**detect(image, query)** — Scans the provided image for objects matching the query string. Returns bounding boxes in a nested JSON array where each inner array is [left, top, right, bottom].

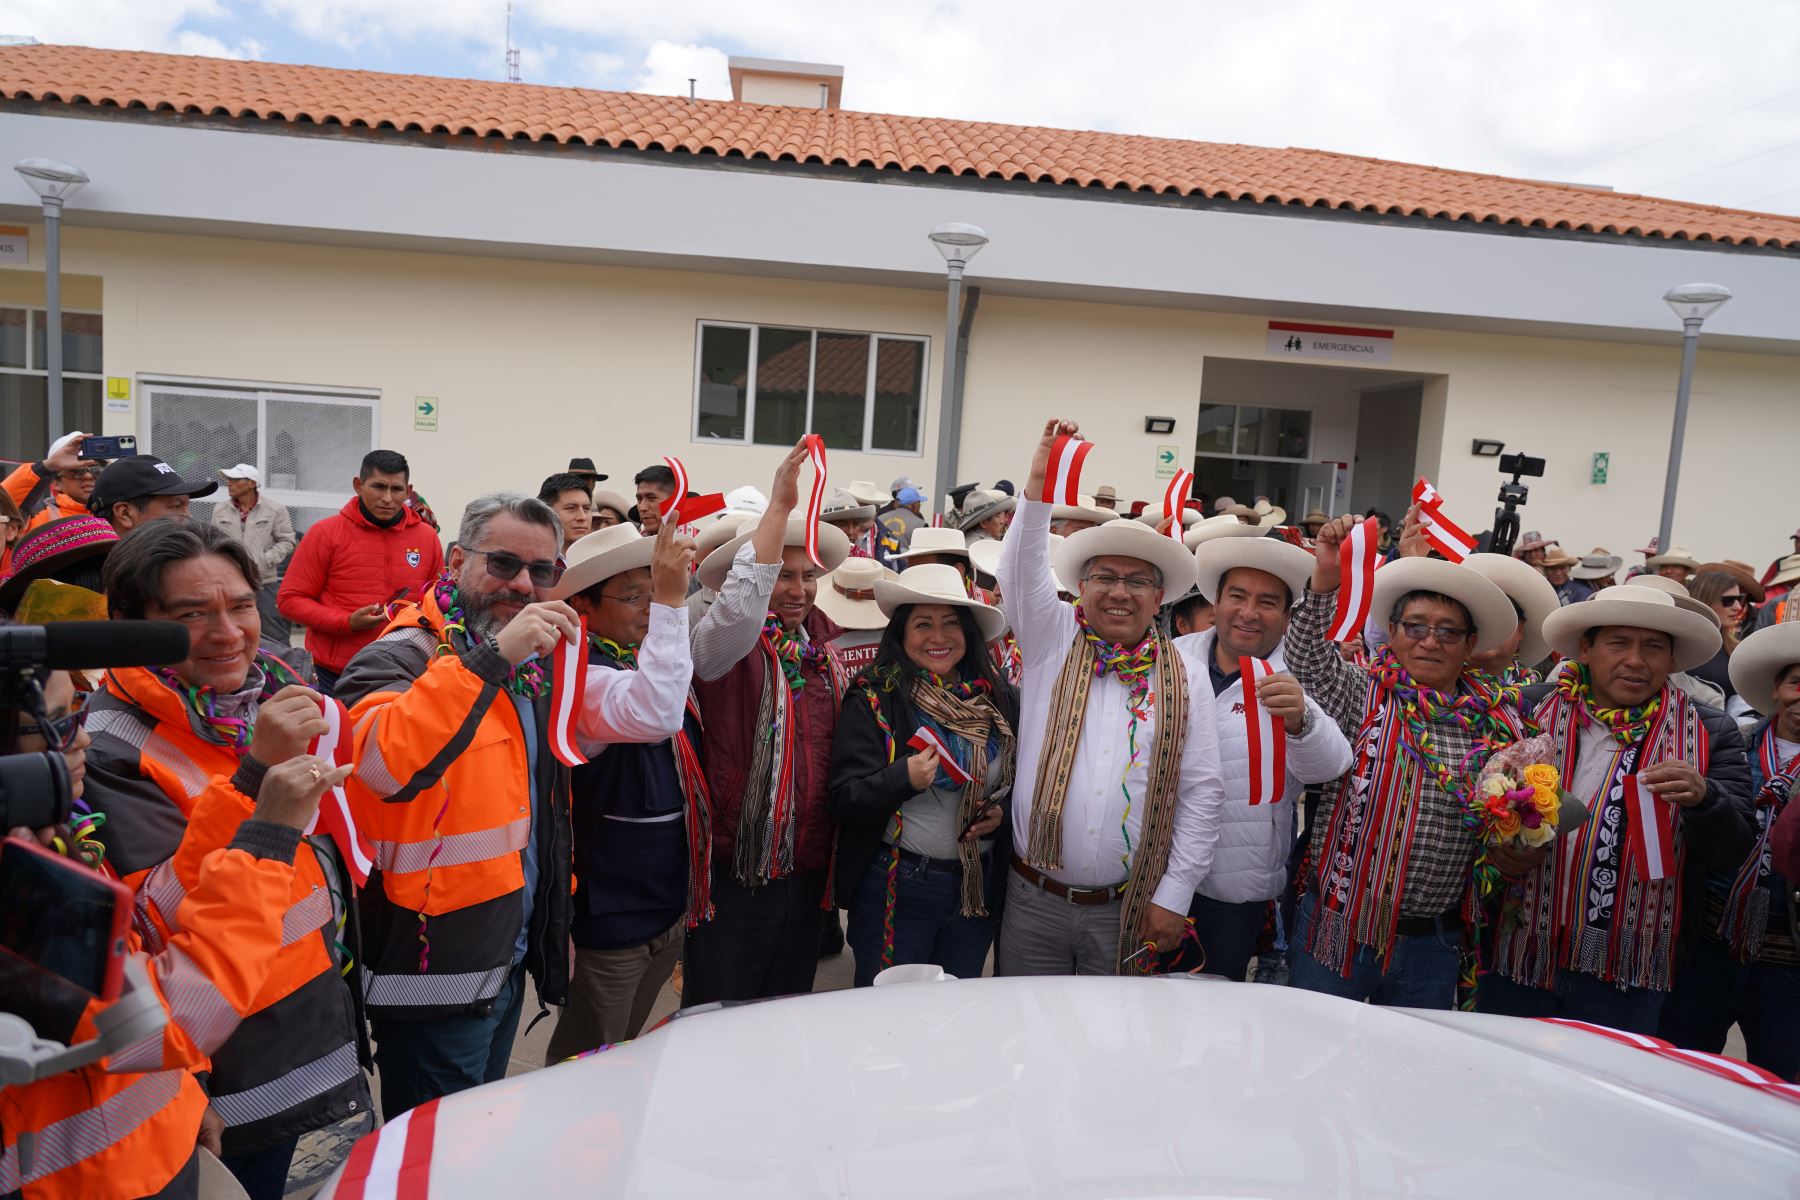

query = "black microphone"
[[0, 622, 191, 672]]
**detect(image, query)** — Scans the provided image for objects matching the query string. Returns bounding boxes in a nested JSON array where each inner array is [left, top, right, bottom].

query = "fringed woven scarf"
[[1307, 647, 1527, 981], [1718, 727, 1799, 962], [734, 615, 845, 887], [593, 636, 716, 927], [1497, 670, 1705, 991], [1024, 610, 1189, 970]]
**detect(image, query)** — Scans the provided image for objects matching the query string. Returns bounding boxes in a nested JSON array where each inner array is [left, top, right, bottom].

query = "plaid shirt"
[[1284, 586, 1515, 918]]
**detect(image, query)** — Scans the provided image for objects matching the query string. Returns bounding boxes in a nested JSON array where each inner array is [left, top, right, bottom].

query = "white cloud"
[[0, 0, 227, 52], [631, 41, 729, 100]]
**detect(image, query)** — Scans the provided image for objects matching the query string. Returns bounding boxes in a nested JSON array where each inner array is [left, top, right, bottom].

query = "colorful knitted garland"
[[152, 654, 304, 752], [1555, 664, 1662, 746], [432, 575, 547, 698], [762, 613, 828, 693]]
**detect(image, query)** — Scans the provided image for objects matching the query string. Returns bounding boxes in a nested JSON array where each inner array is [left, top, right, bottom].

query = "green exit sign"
[[1591, 452, 1609, 485]]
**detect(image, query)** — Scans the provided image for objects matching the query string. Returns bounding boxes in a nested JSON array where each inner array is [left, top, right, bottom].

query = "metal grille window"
[[693, 322, 928, 454], [142, 379, 377, 533], [0, 307, 104, 464]]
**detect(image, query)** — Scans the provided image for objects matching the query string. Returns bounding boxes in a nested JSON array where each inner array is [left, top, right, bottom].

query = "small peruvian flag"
[[802, 434, 829, 569], [1162, 469, 1194, 540], [1623, 774, 1676, 881], [547, 620, 591, 769], [1039, 434, 1094, 506], [1326, 515, 1380, 643], [304, 696, 375, 886], [659, 457, 689, 522], [907, 726, 971, 785], [1240, 657, 1287, 805], [1411, 477, 1476, 562]]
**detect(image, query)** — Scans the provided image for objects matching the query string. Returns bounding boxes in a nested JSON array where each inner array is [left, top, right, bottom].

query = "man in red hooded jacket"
[[278, 450, 441, 695]]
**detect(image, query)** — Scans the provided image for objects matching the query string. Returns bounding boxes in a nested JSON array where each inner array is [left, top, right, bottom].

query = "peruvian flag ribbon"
[[1411, 477, 1476, 562], [1326, 515, 1380, 643], [332, 1096, 438, 1200], [1162, 469, 1194, 540], [907, 726, 971, 786], [1240, 657, 1287, 805], [673, 492, 725, 526], [659, 456, 689, 522], [1039, 434, 1094, 506], [547, 619, 591, 769], [304, 696, 374, 886], [1623, 774, 1677, 881], [802, 433, 829, 568]]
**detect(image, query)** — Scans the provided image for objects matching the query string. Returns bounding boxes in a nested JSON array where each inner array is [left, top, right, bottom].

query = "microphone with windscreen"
[[0, 621, 190, 673]]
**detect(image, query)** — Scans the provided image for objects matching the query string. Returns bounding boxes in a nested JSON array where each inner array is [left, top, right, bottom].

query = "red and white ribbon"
[[659, 456, 689, 522], [1240, 657, 1287, 805], [1539, 1019, 1800, 1104], [932, 512, 944, 528], [304, 695, 374, 886], [907, 726, 970, 785], [802, 433, 829, 569], [1411, 477, 1476, 562], [673, 492, 725, 526], [332, 1096, 439, 1200], [1326, 515, 1380, 643], [1162, 469, 1193, 540], [1040, 434, 1094, 506], [1623, 774, 1676, 881], [547, 619, 591, 769]]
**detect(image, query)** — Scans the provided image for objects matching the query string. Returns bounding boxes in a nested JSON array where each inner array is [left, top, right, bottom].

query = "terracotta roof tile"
[[5, 43, 1798, 251]]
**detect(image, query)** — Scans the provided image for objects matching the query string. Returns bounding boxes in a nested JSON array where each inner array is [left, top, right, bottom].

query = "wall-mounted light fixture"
[[1471, 438, 1505, 457], [1144, 416, 1176, 435]]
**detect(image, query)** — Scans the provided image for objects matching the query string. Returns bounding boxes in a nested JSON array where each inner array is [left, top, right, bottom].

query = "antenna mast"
[[505, 2, 521, 83]]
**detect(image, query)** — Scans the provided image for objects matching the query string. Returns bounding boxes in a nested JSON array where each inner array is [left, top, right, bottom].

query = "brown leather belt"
[[1011, 857, 1124, 906]]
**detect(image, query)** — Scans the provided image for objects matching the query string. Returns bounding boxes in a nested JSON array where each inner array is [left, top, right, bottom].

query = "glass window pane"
[[63, 377, 102, 441], [150, 389, 259, 482], [266, 398, 372, 494], [0, 309, 25, 369], [752, 327, 810, 447], [811, 332, 869, 451], [31, 311, 103, 375], [870, 339, 924, 453], [1237, 406, 1311, 459], [696, 325, 751, 441], [0, 374, 48, 463], [1197, 403, 1234, 455]]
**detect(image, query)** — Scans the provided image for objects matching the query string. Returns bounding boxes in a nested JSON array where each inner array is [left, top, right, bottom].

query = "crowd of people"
[[2, 421, 1798, 1199]]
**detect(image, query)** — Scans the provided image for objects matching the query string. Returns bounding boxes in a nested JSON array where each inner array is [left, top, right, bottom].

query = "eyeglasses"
[[600, 589, 652, 608], [18, 708, 88, 752], [464, 547, 565, 588], [1396, 621, 1470, 646], [1083, 573, 1159, 595], [57, 467, 101, 481], [1720, 594, 1748, 608]]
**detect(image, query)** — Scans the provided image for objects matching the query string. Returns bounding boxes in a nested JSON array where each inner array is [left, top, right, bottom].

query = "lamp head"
[[929, 222, 989, 270], [14, 159, 88, 205], [1663, 283, 1731, 323]]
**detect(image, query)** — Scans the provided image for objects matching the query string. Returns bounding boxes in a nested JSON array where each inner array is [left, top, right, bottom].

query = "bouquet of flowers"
[[1476, 734, 1583, 850]]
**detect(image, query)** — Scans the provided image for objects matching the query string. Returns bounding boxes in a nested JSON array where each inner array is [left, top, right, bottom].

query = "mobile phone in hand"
[[76, 434, 136, 460], [959, 798, 1002, 840]]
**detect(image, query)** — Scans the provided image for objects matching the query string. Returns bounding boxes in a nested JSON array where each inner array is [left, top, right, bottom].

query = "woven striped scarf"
[[1718, 727, 1799, 963]]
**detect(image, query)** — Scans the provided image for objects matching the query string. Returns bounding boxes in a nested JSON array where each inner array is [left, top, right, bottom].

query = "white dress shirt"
[[997, 498, 1225, 912], [691, 543, 781, 682], [575, 601, 693, 752]]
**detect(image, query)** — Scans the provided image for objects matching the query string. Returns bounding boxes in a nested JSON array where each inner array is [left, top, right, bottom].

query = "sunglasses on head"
[[465, 547, 565, 588]]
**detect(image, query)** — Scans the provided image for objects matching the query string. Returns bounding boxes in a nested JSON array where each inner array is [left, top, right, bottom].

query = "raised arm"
[[997, 419, 1080, 659], [578, 519, 696, 747], [691, 441, 807, 680], [1282, 514, 1372, 736]]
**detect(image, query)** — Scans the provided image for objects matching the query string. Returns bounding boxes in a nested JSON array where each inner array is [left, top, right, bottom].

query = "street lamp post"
[[1656, 283, 1731, 552], [928, 223, 988, 523], [14, 159, 89, 441]]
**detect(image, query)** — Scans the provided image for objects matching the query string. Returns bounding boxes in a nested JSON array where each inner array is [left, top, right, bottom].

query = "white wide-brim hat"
[[696, 516, 850, 591], [843, 479, 889, 507], [1542, 585, 1722, 672], [814, 557, 897, 632], [549, 523, 658, 600], [693, 512, 757, 562], [1461, 552, 1561, 666], [1729, 623, 1800, 718], [1053, 518, 1198, 599], [1050, 503, 1119, 527], [1571, 552, 1622, 581], [1195, 537, 1314, 607], [889, 526, 971, 563], [874, 563, 1009, 641], [1370, 558, 1519, 656], [591, 489, 634, 521], [955, 489, 1015, 531], [1625, 574, 1690, 598], [967, 533, 1067, 582], [1136, 507, 1201, 531], [1184, 514, 1267, 549], [1646, 548, 1701, 572], [1771, 554, 1800, 588]]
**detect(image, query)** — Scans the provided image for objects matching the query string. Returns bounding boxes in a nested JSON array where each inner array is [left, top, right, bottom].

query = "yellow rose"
[[1523, 764, 1560, 791], [1532, 787, 1560, 819], [1521, 822, 1556, 848]]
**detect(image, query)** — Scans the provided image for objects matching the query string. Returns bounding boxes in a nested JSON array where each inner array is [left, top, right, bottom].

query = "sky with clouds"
[[3, 0, 1797, 216]]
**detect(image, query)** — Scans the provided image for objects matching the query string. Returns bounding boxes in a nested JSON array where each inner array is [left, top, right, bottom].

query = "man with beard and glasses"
[[334, 494, 697, 1115]]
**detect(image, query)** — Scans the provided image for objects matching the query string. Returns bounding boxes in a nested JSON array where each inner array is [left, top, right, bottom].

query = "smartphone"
[[387, 586, 411, 604], [0, 837, 132, 1001], [958, 797, 1003, 840], [77, 434, 136, 460]]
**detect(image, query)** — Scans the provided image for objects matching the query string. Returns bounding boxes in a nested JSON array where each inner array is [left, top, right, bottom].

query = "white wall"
[[1349, 384, 1424, 518]]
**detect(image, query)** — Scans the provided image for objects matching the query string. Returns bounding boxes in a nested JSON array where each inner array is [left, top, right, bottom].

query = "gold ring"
[[308, 764, 323, 782]]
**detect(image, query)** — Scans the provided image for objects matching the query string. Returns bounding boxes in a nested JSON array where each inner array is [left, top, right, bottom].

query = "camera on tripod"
[[1489, 452, 1545, 559]]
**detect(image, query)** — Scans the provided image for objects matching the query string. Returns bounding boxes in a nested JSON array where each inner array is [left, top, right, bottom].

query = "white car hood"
[[324, 976, 1800, 1198]]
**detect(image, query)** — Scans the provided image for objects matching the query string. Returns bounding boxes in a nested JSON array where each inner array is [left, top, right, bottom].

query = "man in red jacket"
[[278, 450, 442, 695]]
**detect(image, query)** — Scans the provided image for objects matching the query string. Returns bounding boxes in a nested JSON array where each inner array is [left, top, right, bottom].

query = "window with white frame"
[[142, 378, 379, 533], [1196, 403, 1313, 461], [0, 307, 104, 463], [693, 322, 929, 454]]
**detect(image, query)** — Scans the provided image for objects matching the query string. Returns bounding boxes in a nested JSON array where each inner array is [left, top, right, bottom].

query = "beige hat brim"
[[1195, 537, 1314, 608], [591, 489, 633, 519], [1053, 520, 1198, 599], [1626, 574, 1690, 598], [1370, 558, 1519, 655], [822, 503, 878, 523], [1571, 556, 1622, 580], [1541, 589, 1723, 672], [874, 575, 1010, 641], [696, 517, 851, 591], [1184, 515, 1268, 549], [888, 544, 972, 562], [1645, 554, 1700, 571], [956, 496, 1016, 531], [1771, 560, 1800, 587], [548, 528, 657, 600], [814, 568, 897, 632], [1460, 552, 1562, 665], [1729, 623, 1800, 717], [1050, 504, 1119, 526]]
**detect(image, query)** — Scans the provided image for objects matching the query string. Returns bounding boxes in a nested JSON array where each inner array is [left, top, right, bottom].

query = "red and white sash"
[[1240, 656, 1286, 805], [1411, 477, 1476, 562], [907, 725, 971, 785], [1327, 515, 1380, 642], [1622, 774, 1677, 881], [1162, 469, 1193, 540], [802, 433, 829, 568], [1040, 434, 1094, 505], [305, 695, 375, 886], [547, 621, 591, 769]]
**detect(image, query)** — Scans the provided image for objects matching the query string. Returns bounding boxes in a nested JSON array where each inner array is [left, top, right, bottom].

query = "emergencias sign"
[[1266, 321, 1394, 364]]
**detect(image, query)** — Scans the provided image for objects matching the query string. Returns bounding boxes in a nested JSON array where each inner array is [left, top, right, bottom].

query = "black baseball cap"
[[567, 457, 609, 482], [91, 455, 219, 512]]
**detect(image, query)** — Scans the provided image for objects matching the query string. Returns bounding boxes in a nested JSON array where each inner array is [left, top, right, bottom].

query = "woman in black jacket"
[[828, 564, 1019, 986]]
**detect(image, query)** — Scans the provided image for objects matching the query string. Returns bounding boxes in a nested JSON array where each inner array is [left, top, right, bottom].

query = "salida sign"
[[1267, 321, 1395, 365]]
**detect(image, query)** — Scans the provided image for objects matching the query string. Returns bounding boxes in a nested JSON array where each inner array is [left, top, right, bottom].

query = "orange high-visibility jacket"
[[2, 460, 88, 532], [337, 595, 572, 1018], [0, 819, 298, 1200], [84, 665, 369, 1156]]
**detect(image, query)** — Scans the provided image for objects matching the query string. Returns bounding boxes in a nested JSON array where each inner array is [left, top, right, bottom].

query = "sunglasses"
[[1396, 621, 1470, 646], [1720, 594, 1747, 608], [465, 547, 565, 588], [18, 707, 89, 753]]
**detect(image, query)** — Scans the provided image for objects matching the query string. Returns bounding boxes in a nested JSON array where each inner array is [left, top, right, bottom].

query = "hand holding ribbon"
[[304, 694, 375, 885], [547, 617, 592, 769], [1241, 657, 1288, 805]]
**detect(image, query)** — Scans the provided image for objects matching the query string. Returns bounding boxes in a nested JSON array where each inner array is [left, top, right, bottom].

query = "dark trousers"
[[1288, 893, 1460, 1008], [1659, 936, 1800, 1081], [844, 850, 997, 987], [682, 869, 826, 1006], [1478, 966, 1666, 1035], [1189, 894, 1268, 981], [314, 665, 341, 697], [371, 963, 525, 1117], [219, 1134, 300, 1200]]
